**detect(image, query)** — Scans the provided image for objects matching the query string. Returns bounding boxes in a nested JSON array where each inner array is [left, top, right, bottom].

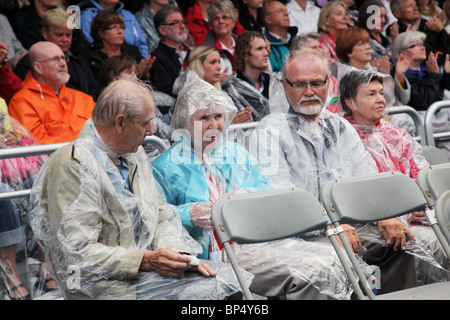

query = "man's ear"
[[33, 61, 43, 75], [158, 24, 167, 38], [115, 114, 126, 131], [392, 9, 401, 19], [41, 27, 48, 41]]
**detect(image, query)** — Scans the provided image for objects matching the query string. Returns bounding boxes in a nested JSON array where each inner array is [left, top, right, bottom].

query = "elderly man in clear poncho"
[[152, 70, 363, 300], [339, 69, 449, 284], [28, 79, 245, 300], [249, 47, 420, 295]]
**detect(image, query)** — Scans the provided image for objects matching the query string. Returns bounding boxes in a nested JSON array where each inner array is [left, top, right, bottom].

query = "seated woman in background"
[[357, 0, 398, 62], [339, 70, 449, 284], [173, 45, 252, 124], [81, 10, 154, 81], [0, 98, 48, 300], [318, 1, 349, 66], [335, 27, 411, 107], [391, 31, 450, 111], [203, 0, 245, 76]]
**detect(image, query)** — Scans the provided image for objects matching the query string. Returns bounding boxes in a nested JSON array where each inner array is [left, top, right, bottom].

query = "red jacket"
[[344, 115, 427, 181], [184, 2, 245, 46], [8, 72, 95, 144], [0, 63, 22, 104]]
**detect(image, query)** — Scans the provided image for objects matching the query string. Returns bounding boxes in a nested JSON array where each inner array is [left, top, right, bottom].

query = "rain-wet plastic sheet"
[[28, 118, 247, 300]]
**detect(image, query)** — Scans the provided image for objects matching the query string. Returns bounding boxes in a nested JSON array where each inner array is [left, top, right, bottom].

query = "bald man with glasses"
[[8, 41, 96, 145]]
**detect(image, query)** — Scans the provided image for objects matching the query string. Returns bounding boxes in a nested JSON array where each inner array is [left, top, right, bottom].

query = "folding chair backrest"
[[320, 172, 450, 300], [435, 190, 450, 244], [421, 146, 450, 165], [321, 171, 427, 225], [212, 187, 329, 244], [417, 163, 450, 208], [211, 187, 329, 300]]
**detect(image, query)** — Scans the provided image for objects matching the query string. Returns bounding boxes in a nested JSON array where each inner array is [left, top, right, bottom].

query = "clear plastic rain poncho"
[[28, 116, 246, 300], [221, 72, 290, 121], [338, 69, 449, 284], [152, 72, 372, 299], [0, 104, 48, 300]]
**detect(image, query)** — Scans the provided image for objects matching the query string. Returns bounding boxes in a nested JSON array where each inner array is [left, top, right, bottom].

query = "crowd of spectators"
[[0, 0, 449, 300]]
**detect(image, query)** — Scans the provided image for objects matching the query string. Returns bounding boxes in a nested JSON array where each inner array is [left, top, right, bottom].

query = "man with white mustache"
[[250, 47, 379, 252], [251, 48, 424, 295], [251, 48, 378, 202], [8, 41, 96, 144]]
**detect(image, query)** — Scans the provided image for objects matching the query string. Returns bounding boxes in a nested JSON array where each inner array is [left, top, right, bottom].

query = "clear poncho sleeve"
[[29, 119, 249, 300]]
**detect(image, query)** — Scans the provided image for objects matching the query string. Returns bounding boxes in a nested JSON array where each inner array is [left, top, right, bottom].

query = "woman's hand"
[[426, 51, 439, 74], [138, 55, 155, 77], [378, 218, 415, 251], [0, 123, 18, 148], [232, 107, 252, 124]]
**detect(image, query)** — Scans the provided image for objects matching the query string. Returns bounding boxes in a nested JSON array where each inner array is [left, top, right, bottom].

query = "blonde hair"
[[42, 7, 70, 30], [318, 1, 348, 32], [188, 45, 222, 90]]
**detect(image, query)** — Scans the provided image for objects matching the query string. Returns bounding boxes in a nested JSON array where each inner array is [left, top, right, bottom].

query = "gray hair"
[[390, 0, 403, 14], [282, 47, 330, 79], [92, 79, 154, 127], [207, 0, 237, 24], [339, 70, 384, 116], [391, 31, 426, 61], [290, 32, 321, 51]]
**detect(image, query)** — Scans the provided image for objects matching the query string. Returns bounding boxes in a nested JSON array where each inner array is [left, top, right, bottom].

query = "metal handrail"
[[0, 136, 168, 201], [424, 101, 450, 147], [387, 105, 426, 145]]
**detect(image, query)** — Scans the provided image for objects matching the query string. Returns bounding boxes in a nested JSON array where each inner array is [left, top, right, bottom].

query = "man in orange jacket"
[[8, 41, 96, 144]]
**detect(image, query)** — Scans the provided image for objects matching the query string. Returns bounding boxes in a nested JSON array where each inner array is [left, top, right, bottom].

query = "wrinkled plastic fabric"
[[355, 224, 449, 284], [343, 118, 428, 182], [221, 72, 290, 120], [249, 108, 380, 200], [152, 75, 365, 299], [28, 118, 245, 300], [0, 114, 46, 188], [171, 71, 237, 133], [233, 238, 375, 300], [0, 112, 49, 300], [338, 71, 449, 283]]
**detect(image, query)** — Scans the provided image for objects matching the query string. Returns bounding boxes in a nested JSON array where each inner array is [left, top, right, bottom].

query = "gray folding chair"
[[435, 190, 450, 245], [321, 171, 450, 300], [421, 146, 450, 165], [211, 187, 346, 300], [417, 163, 450, 257]]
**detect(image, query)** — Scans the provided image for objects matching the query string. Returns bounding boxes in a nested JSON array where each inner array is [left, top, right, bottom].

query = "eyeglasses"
[[37, 55, 69, 64], [404, 42, 424, 50], [163, 20, 188, 27], [212, 15, 233, 23], [105, 25, 126, 31], [285, 76, 328, 91]]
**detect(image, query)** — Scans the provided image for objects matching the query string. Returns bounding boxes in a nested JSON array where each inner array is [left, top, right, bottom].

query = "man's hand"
[[140, 248, 217, 278], [378, 218, 415, 251]]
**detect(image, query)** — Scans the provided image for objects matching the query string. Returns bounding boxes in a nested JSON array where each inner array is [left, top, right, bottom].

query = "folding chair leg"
[[223, 242, 254, 300]]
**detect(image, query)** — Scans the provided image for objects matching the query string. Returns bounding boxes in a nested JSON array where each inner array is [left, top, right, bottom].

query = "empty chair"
[[211, 187, 347, 300], [321, 171, 450, 300], [416, 163, 450, 257], [435, 190, 450, 245], [421, 146, 450, 165]]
